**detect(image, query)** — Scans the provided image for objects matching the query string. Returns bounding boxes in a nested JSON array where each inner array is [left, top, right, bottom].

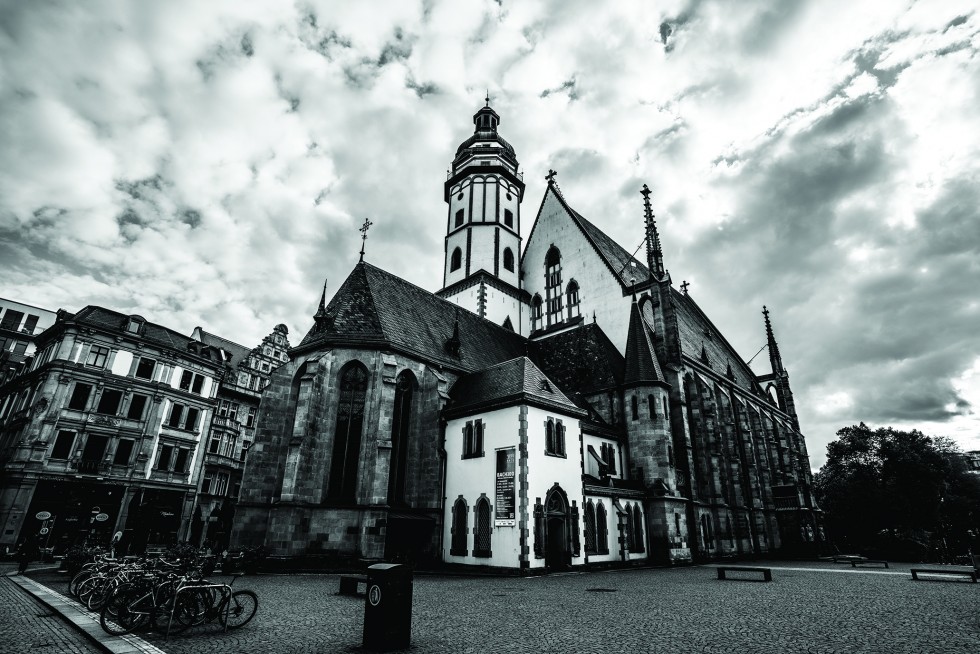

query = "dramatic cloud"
[[1, 0, 978, 468]]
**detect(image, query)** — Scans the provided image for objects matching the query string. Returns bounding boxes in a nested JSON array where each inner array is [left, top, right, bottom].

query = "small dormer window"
[[125, 315, 145, 335]]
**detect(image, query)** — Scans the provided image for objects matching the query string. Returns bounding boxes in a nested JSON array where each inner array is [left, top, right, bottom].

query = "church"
[[231, 101, 822, 571]]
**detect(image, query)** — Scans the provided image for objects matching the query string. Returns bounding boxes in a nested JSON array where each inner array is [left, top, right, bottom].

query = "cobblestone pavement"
[[0, 565, 102, 654], [22, 560, 980, 654]]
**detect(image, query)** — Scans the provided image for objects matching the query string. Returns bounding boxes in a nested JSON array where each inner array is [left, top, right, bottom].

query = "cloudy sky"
[[2, 0, 978, 468]]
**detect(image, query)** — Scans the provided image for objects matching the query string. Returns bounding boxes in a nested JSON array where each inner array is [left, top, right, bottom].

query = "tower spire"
[[641, 184, 665, 278], [763, 305, 784, 373], [315, 278, 328, 318]]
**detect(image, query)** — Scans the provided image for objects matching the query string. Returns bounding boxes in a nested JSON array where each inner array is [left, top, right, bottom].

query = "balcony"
[[74, 459, 106, 475], [211, 415, 241, 431], [773, 496, 800, 509]]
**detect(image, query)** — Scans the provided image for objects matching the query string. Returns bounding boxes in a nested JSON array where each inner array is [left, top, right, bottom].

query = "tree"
[[814, 423, 980, 561]]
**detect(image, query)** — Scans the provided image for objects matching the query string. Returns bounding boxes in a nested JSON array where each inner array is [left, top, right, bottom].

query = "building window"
[[631, 395, 639, 421], [668, 445, 674, 467], [180, 370, 205, 394], [584, 500, 597, 554], [674, 512, 681, 538], [623, 503, 634, 551], [544, 247, 563, 325], [473, 497, 492, 558], [648, 394, 656, 418], [327, 362, 368, 501], [240, 441, 251, 461], [68, 383, 93, 411], [504, 208, 513, 228], [96, 389, 123, 415], [123, 394, 145, 420], [167, 403, 183, 428], [596, 502, 609, 554], [600, 443, 617, 474], [208, 433, 223, 454], [86, 345, 110, 368], [125, 316, 144, 335], [173, 448, 189, 473], [184, 407, 199, 431], [135, 357, 156, 380], [463, 419, 484, 459], [202, 470, 229, 496], [632, 505, 645, 553], [450, 247, 462, 272], [531, 294, 544, 331], [566, 280, 580, 319], [0, 309, 24, 330], [455, 209, 464, 227], [450, 497, 468, 556], [701, 514, 714, 549], [502, 247, 514, 272], [388, 371, 416, 504], [545, 418, 565, 457], [245, 406, 256, 428], [50, 430, 76, 459], [113, 439, 134, 465], [23, 314, 39, 334], [156, 445, 173, 471]]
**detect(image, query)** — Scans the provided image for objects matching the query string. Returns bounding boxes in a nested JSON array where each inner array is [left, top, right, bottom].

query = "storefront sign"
[[35, 511, 52, 520], [95, 513, 109, 522], [495, 447, 516, 526]]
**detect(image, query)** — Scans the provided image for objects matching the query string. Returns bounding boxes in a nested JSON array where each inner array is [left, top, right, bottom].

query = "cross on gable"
[[545, 169, 557, 184], [680, 280, 690, 294], [358, 217, 374, 262]]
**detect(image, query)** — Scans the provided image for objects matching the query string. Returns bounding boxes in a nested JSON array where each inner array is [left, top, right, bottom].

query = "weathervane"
[[358, 218, 374, 262]]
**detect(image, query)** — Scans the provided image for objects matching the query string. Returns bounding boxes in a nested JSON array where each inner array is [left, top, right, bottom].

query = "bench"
[[832, 555, 867, 563], [851, 559, 888, 568], [338, 574, 368, 595], [910, 568, 977, 583], [716, 566, 772, 582]]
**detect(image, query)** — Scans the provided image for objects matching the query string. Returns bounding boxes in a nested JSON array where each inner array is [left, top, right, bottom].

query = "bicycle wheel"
[[76, 576, 101, 607], [219, 590, 257, 629], [69, 569, 93, 598], [100, 589, 149, 635], [162, 588, 209, 634]]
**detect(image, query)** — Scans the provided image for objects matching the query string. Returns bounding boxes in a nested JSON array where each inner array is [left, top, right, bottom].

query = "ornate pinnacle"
[[641, 184, 664, 278]]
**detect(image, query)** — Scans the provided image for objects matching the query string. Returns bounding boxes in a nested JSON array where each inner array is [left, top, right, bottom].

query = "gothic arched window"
[[327, 362, 368, 501], [387, 370, 416, 505], [544, 246, 563, 325], [584, 500, 597, 554], [648, 394, 656, 418], [623, 503, 634, 551], [450, 498, 468, 556], [596, 502, 609, 554], [632, 505, 645, 553], [473, 497, 492, 557], [566, 279, 580, 319], [503, 248, 514, 272], [450, 247, 462, 272], [531, 294, 543, 331]]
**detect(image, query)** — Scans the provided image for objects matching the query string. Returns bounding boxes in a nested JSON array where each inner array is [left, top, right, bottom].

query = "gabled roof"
[[298, 262, 527, 373], [624, 300, 667, 387], [531, 321, 625, 396], [446, 356, 584, 417], [525, 185, 652, 292]]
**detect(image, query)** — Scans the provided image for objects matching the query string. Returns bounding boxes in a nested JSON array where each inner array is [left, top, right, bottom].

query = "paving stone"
[[16, 560, 980, 654]]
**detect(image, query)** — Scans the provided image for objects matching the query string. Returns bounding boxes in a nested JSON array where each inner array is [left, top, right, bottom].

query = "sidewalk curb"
[[6, 572, 168, 654]]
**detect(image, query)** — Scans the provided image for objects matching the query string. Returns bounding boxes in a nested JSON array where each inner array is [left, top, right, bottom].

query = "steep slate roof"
[[531, 322, 625, 396], [71, 306, 201, 354], [446, 356, 584, 417], [197, 330, 251, 367], [624, 300, 667, 387], [526, 185, 653, 291], [670, 288, 763, 394], [298, 262, 527, 373]]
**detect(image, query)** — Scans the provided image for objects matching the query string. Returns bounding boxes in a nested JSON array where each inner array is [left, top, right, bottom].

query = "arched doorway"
[[545, 487, 569, 570]]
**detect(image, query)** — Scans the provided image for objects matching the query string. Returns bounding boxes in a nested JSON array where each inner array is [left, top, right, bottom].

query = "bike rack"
[[165, 581, 232, 640]]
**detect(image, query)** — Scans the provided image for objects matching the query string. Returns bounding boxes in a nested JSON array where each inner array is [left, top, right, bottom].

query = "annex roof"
[[624, 300, 667, 387], [298, 262, 528, 373], [446, 356, 584, 417]]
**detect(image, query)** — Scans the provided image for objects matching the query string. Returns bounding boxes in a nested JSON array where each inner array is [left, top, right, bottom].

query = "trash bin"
[[362, 563, 413, 651]]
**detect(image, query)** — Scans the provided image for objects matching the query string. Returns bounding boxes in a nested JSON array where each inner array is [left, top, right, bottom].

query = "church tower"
[[437, 97, 527, 332]]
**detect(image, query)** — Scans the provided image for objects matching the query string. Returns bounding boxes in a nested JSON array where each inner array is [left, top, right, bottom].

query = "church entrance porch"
[[546, 515, 568, 570]]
